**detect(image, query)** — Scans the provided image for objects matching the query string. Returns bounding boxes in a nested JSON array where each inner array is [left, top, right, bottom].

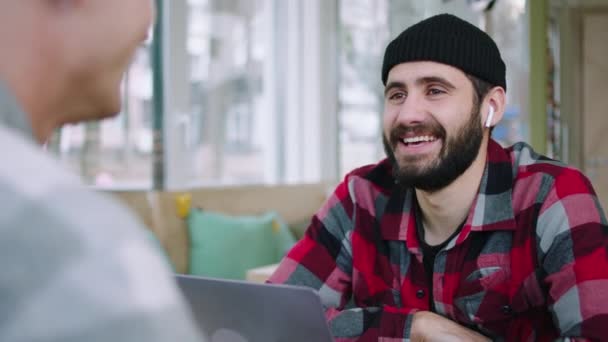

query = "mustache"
[[388, 123, 446, 145]]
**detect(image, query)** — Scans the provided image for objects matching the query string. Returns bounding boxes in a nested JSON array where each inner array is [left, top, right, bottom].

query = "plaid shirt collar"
[[379, 139, 518, 246]]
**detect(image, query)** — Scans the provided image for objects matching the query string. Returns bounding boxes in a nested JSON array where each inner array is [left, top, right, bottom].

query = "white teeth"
[[402, 136, 437, 144]]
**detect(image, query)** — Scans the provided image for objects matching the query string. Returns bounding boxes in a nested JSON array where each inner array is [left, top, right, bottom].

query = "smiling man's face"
[[382, 61, 484, 192]]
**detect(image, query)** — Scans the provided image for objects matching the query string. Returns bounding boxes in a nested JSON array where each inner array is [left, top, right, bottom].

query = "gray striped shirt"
[[0, 82, 201, 342]]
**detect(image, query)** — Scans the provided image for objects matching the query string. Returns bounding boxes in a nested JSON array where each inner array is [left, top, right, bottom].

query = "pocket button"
[[416, 289, 425, 299]]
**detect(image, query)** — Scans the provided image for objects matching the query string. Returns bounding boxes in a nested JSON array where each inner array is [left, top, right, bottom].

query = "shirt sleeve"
[[536, 167, 608, 341], [0, 185, 202, 342], [268, 175, 419, 341]]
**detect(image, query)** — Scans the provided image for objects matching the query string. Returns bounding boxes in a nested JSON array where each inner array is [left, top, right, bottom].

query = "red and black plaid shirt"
[[269, 139, 608, 341]]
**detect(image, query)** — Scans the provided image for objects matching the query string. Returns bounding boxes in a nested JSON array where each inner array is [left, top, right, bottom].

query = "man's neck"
[[2, 71, 64, 144], [0, 40, 70, 144], [415, 140, 489, 245]]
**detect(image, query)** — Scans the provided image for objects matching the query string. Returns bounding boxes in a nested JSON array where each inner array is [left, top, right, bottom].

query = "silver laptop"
[[175, 274, 334, 342]]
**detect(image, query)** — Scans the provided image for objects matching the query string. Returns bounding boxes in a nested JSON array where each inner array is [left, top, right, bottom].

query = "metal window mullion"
[[151, 0, 165, 190]]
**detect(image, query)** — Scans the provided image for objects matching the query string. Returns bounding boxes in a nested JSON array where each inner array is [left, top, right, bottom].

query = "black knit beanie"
[[381, 13, 506, 91]]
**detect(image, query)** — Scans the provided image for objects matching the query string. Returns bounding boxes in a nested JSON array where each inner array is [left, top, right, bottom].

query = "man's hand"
[[410, 311, 490, 342]]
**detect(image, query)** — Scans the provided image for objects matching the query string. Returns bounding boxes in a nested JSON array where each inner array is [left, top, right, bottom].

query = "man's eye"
[[389, 92, 406, 101], [428, 88, 445, 95]]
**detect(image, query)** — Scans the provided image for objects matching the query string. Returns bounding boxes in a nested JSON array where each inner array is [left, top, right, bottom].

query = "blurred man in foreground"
[[0, 1, 200, 341]]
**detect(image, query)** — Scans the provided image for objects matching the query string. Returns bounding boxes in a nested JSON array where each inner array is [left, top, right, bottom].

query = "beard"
[[383, 105, 484, 193]]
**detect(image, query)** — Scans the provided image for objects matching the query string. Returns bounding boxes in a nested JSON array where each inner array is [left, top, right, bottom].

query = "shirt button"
[[416, 289, 425, 299], [501, 305, 513, 315]]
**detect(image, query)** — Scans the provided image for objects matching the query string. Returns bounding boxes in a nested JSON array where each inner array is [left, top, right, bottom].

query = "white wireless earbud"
[[485, 105, 495, 128]]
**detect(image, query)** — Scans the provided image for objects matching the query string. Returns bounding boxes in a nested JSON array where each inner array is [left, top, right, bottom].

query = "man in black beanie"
[[270, 14, 608, 341]]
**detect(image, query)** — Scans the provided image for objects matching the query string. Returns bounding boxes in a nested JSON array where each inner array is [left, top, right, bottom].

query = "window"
[[50, 0, 530, 189], [164, 0, 338, 188], [52, 0, 339, 189], [338, 0, 388, 175], [485, 0, 530, 147], [166, 0, 274, 187]]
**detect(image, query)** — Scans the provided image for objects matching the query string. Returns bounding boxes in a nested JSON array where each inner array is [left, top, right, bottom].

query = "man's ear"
[[483, 86, 506, 128]]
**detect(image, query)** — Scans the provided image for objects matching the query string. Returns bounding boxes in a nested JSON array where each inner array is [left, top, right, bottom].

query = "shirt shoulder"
[[507, 141, 600, 215], [329, 159, 397, 223], [0, 123, 163, 277], [0, 124, 81, 196], [508, 141, 572, 174], [508, 141, 591, 187], [0, 125, 201, 341], [344, 158, 395, 193]]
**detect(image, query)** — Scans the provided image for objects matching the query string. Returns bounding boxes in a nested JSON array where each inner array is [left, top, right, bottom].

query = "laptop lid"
[[175, 274, 334, 342]]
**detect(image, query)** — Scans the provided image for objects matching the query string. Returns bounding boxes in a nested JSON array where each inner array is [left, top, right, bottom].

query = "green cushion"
[[187, 209, 295, 280]]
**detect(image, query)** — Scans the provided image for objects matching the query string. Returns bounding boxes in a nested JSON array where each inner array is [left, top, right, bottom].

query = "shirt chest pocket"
[[454, 256, 514, 336]]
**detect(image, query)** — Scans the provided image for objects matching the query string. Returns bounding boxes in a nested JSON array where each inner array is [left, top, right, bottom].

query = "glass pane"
[[486, 0, 530, 147], [182, 0, 272, 186], [338, 0, 389, 176]]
